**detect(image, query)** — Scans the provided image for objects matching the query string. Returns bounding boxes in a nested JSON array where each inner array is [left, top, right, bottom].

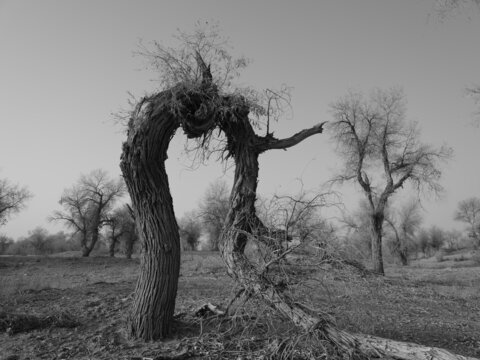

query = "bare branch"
[[256, 122, 327, 152], [0, 178, 32, 226]]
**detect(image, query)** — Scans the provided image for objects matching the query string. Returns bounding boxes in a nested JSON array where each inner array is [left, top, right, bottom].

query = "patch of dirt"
[[0, 255, 478, 359]]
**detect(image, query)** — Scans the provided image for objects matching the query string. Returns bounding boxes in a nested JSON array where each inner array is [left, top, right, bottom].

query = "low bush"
[[435, 249, 446, 262], [472, 251, 480, 265]]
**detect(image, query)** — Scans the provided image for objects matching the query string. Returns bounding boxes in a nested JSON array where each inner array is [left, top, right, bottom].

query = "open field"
[[0, 252, 479, 359]]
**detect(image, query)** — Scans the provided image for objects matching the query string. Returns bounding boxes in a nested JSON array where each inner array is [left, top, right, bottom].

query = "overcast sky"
[[1, 0, 479, 239]]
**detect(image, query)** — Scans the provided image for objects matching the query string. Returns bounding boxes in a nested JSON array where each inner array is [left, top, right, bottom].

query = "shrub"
[[472, 251, 480, 265], [435, 249, 445, 262]]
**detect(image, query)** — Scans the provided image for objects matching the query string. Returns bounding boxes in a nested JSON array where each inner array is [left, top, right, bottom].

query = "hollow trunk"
[[371, 214, 385, 275], [120, 95, 181, 340]]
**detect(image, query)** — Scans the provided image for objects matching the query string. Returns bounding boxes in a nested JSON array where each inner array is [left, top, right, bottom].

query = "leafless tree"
[[0, 234, 14, 254], [0, 177, 32, 227], [454, 197, 480, 248], [329, 88, 451, 274], [178, 211, 202, 251], [339, 200, 378, 261], [119, 24, 472, 360], [198, 179, 230, 250], [385, 199, 423, 265], [26, 227, 50, 255], [258, 185, 336, 247], [50, 169, 126, 257], [106, 204, 137, 257], [121, 23, 325, 340]]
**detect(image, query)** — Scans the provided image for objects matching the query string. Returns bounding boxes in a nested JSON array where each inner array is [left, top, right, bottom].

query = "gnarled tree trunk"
[[120, 67, 219, 339], [219, 108, 475, 360], [120, 94, 182, 340]]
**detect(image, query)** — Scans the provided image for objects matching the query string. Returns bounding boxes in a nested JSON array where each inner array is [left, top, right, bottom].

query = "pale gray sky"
[[1, 0, 479, 239]]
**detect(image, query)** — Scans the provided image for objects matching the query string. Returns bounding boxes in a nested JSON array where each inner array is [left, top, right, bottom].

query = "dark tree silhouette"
[[50, 169, 126, 257], [454, 197, 480, 248], [0, 177, 32, 227], [329, 88, 451, 275], [106, 205, 137, 257]]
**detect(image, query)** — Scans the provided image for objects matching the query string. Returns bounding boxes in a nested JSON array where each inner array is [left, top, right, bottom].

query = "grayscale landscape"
[[1, 1, 479, 359]]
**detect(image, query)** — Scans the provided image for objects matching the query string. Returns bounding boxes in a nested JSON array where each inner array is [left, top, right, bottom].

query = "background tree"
[[0, 177, 32, 227], [0, 234, 14, 255], [106, 205, 136, 257], [454, 197, 480, 248], [415, 226, 447, 257], [329, 88, 451, 275], [257, 186, 334, 248], [427, 226, 447, 255], [443, 229, 463, 250], [26, 227, 51, 255], [198, 179, 230, 250], [415, 228, 431, 258], [178, 211, 202, 251], [385, 199, 423, 265], [50, 169, 126, 257]]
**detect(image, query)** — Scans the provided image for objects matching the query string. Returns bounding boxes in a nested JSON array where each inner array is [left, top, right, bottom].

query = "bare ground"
[[0, 252, 479, 359]]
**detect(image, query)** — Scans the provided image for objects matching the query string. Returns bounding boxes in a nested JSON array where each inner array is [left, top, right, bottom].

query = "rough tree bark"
[[120, 73, 219, 339], [120, 95, 181, 339]]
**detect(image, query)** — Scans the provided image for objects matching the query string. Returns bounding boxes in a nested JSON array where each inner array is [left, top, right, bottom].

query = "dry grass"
[[0, 251, 479, 359]]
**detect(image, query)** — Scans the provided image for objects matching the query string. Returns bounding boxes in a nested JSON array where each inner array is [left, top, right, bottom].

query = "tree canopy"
[[0, 177, 32, 227], [50, 169, 126, 257], [329, 87, 451, 274]]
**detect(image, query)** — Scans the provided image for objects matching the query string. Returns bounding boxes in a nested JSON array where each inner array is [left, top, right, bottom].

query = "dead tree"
[[217, 91, 474, 360], [329, 88, 451, 275], [120, 26, 473, 359], [50, 169, 125, 257], [120, 66, 223, 339], [0, 177, 32, 227]]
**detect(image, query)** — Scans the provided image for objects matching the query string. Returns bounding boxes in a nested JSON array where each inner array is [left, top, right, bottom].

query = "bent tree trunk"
[[219, 110, 474, 360], [120, 95, 182, 340], [120, 78, 218, 339]]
